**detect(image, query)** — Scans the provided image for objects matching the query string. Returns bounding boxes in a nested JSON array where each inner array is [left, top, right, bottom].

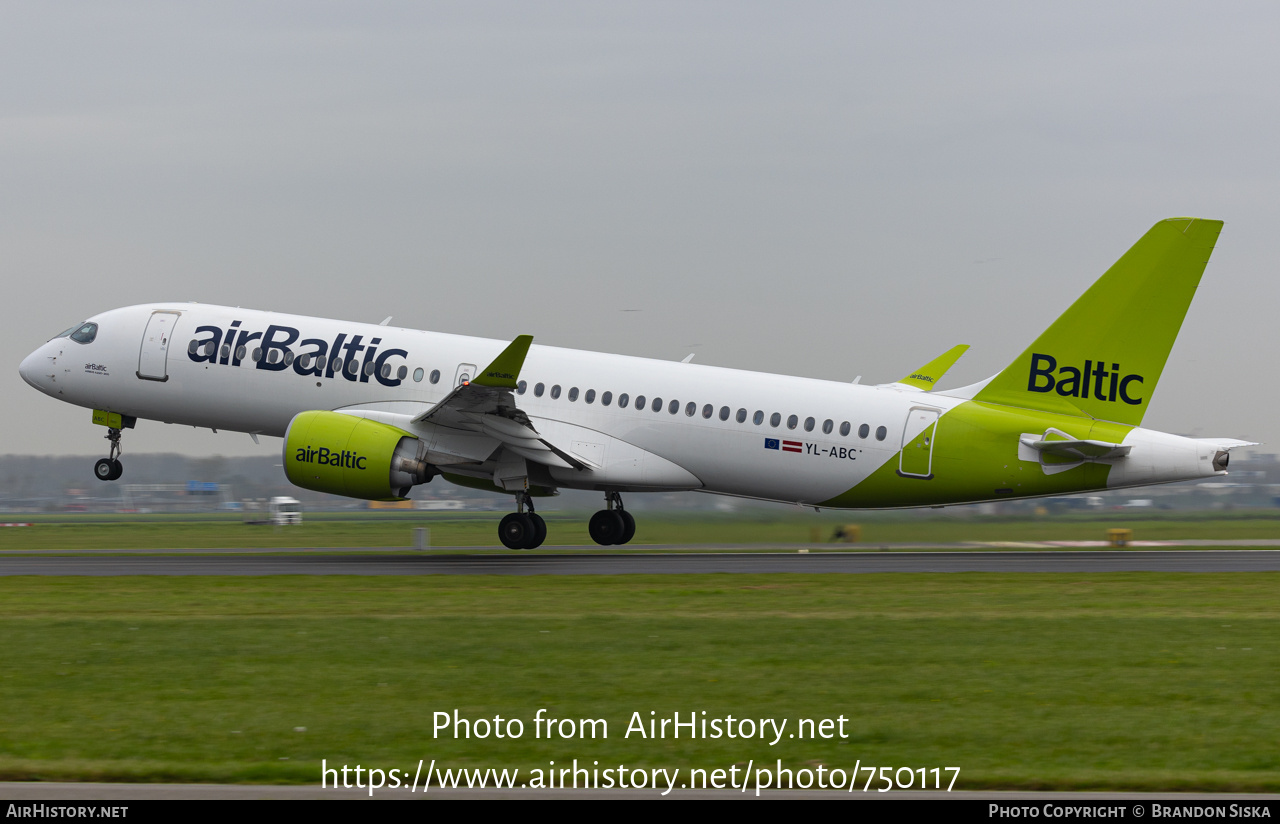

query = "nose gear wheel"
[[94, 428, 124, 481]]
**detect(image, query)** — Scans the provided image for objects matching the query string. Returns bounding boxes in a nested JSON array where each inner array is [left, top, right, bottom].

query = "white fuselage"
[[19, 303, 1227, 507]]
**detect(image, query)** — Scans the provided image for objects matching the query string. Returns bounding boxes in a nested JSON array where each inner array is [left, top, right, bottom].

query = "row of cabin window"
[[515, 380, 889, 441], [185, 339, 890, 442]]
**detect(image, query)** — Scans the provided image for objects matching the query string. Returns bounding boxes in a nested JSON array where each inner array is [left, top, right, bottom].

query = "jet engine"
[[283, 410, 432, 500]]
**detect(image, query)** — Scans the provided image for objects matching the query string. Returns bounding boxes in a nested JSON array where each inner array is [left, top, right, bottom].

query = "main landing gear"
[[589, 492, 635, 546], [496, 492, 636, 550], [498, 492, 547, 550], [93, 427, 124, 482]]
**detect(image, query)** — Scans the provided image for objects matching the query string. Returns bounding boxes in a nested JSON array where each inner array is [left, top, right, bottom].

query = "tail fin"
[[971, 217, 1223, 426]]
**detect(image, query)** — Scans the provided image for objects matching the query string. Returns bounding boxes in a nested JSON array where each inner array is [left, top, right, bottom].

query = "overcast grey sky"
[[3, 2, 1277, 459]]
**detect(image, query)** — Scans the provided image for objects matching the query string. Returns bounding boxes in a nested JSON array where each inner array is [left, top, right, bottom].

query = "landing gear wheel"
[[96, 426, 125, 481], [499, 513, 535, 550], [524, 513, 547, 549], [94, 458, 115, 481], [616, 510, 636, 545], [589, 510, 626, 546]]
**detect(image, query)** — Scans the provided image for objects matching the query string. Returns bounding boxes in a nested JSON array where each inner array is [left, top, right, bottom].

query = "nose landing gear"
[[589, 492, 635, 546], [93, 427, 124, 482], [498, 491, 547, 550]]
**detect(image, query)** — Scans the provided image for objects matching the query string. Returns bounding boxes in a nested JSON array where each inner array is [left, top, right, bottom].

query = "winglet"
[[474, 335, 534, 388], [895, 344, 970, 391]]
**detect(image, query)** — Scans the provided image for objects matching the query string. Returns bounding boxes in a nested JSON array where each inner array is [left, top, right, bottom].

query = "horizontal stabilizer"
[[1194, 438, 1258, 451], [1020, 435, 1132, 461], [1018, 427, 1130, 475]]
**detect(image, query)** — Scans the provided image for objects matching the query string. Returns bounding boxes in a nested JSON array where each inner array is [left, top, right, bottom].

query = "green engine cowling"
[[283, 410, 430, 501]]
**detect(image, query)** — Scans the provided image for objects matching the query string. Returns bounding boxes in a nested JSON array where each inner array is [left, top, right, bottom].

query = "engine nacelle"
[[283, 410, 430, 500]]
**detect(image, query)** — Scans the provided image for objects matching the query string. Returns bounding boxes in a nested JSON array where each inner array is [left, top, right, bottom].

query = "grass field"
[[3, 512, 1280, 550], [0, 573, 1276, 790]]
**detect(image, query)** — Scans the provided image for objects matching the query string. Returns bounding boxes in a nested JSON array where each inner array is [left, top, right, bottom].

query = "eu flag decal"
[[764, 438, 780, 450]]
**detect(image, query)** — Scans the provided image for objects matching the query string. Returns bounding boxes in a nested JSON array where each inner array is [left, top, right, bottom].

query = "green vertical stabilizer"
[[972, 218, 1222, 426]]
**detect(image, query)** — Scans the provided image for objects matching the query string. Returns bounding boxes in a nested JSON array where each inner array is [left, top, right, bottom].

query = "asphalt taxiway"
[[1, 549, 1278, 575]]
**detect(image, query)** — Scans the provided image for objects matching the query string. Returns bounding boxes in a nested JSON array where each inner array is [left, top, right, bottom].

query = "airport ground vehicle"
[[269, 497, 302, 526]]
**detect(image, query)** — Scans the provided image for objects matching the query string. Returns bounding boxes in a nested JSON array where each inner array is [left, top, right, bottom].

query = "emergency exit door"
[[454, 363, 477, 387]]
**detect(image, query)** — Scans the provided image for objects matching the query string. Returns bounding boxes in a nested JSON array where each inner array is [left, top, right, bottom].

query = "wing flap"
[[503, 443, 576, 470]]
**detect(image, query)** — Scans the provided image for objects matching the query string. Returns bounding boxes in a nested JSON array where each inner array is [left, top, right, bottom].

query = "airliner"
[[18, 217, 1251, 548]]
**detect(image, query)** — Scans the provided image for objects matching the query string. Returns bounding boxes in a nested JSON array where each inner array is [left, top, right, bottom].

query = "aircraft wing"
[[890, 344, 969, 391], [411, 334, 532, 429], [410, 335, 592, 471]]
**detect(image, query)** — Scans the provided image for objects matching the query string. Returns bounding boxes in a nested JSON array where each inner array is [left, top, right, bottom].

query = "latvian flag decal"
[[765, 438, 803, 453]]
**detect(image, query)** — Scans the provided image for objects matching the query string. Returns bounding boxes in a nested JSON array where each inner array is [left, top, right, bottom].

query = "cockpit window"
[[69, 323, 98, 344], [51, 324, 80, 340]]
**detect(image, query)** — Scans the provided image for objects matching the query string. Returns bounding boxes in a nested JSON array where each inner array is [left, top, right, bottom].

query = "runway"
[[1, 549, 1279, 575]]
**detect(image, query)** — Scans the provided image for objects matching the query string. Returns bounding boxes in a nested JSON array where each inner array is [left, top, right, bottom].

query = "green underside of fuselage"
[[819, 401, 1135, 509]]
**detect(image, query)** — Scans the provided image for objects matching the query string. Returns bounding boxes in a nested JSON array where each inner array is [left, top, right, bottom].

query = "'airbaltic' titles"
[[296, 446, 368, 470], [187, 322, 409, 388], [1027, 353, 1144, 404]]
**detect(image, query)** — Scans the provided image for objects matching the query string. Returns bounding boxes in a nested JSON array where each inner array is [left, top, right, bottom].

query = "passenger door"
[[898, 406, 940, 479], [137, 311, 180, 381]]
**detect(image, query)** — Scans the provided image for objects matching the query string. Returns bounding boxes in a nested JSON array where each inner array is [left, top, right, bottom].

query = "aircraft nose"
[[19, 346, 46, 390]]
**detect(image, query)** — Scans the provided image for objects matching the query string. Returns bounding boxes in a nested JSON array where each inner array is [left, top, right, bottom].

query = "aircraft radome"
[[19, 217, 1252, 549]]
